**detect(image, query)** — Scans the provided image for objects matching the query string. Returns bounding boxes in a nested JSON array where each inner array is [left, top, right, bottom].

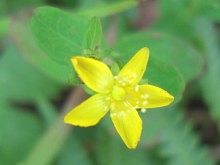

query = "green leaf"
[[84, 17, 102, 53], [31, 7, 89, 65], [10, 15, 76, 85], [0, 46, 61, 103], [0, 105, 42, 164], [116, 31, 203, 82], [146, 56, 185, 103]]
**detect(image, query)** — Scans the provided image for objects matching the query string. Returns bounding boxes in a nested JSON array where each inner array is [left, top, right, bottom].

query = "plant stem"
[[23, 87, 87, 165], [77, 0, 137, 17]]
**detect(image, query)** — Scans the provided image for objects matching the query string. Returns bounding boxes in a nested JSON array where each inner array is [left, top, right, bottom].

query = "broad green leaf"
[[116, 31, 203, 82], [10, 15, 76, 85], [84, 17, 102, 52], [31, 7, 89, 65], [146, 56, 185, 103], [0, 46, 61, 103], [0, 105, 42, 165]]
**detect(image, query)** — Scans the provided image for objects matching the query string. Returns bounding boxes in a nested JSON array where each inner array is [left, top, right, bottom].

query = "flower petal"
[[71, 57, 114, 93], [64, 94, 109, 127], [126, 85, 174, 109], [117, 47, 149, 86], [110, 102, 142, 149]]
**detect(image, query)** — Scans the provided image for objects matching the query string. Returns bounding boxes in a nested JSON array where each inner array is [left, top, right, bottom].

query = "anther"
[[122, 82, 126, 86], [141, 108, 146, 113], [134, 85, 139, 92], [142, 101, 148, 106], [141, 94, 149, 99], [106, 97, 111, 101]]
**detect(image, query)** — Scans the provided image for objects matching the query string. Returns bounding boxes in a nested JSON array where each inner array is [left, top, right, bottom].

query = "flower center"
[[111, 85, 126, 101]]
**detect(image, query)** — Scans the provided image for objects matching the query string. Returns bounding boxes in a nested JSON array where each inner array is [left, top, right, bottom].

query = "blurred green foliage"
[[0, 104, 42, 164], [31, 7, 89, 65], [116, 32, 203, 81], [0, 47, 61, 102], [84, 17, 102, 54], [1, 0, 220, 165]]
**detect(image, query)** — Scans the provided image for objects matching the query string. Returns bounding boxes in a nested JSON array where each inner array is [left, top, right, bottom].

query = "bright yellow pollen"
[[111, 85, 126, 101]]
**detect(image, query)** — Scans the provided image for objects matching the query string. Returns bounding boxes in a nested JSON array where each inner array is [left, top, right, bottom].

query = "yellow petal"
[[64, 94, 109, 127], [71, 57, 114, 93], [117, 48, 149, 86], [110, 102, 142, 149], [126, 85, 174, 109]]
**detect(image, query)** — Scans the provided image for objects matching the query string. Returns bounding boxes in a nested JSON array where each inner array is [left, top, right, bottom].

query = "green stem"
[[23, 87, 87, 165], [76, 0, 138, 17]]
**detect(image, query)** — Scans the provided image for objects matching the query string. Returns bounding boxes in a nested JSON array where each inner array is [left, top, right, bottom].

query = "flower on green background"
[[64, 48, 174, 149]]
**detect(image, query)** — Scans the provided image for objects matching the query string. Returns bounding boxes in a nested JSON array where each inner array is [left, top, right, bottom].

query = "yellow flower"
[[64, 48, 174, 149]]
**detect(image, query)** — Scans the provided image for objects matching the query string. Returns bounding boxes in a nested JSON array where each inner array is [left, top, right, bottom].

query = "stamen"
[[142, 101, 148, 106], [111, 85, 126, 101], [141, 94, 149, 99], [106, 97, 111, 101], [134, 85, 139, 92], [118, 80, 123, 84], [122, 82, 126, 86], [119, 111, 126, 116], [128, 74, 136, 81], [141, 108, 146, 113], [111, 112, 117, 117]]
